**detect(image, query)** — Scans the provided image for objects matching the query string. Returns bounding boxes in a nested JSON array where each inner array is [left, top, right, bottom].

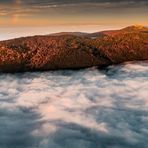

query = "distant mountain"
[[122, 25, 148, 32], [88, 25, 148, 38], [49, 25, 148, 39], [0, 25, 148, 72], [49, 32, 89, 37]]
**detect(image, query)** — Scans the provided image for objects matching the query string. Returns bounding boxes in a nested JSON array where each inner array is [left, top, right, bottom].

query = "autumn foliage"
[[0, 26, 148, 72]]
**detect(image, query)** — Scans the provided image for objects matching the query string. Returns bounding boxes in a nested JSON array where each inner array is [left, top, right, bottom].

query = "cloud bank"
[[0, 61, 148, 148]]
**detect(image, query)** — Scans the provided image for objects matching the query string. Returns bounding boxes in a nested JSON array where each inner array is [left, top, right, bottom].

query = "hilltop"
[[49, 25, 148, 38], [0, 25, 148, 72], [88, 25, 148, 37]]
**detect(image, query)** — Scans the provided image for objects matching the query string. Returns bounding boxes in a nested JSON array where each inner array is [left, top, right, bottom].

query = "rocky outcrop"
[[0, 26, 148, 72]]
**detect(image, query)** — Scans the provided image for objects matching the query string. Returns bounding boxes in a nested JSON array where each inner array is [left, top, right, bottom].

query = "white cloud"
[[0, 61, 148, 147]]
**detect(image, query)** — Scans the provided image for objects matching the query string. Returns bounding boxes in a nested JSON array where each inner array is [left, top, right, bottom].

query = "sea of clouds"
[[0, 61, 148, 148]]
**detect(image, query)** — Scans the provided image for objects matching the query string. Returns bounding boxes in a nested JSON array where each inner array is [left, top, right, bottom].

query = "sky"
[[0, 0, 148, 27], [0, 0, 147, 40]]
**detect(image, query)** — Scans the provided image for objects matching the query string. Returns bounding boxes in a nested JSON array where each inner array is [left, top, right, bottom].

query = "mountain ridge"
[[47, 25, 148, 39], [0, 25, 148, 72]]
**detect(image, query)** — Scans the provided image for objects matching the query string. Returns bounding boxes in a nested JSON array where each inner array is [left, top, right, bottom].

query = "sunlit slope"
[[0, 26, 148, 72]]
